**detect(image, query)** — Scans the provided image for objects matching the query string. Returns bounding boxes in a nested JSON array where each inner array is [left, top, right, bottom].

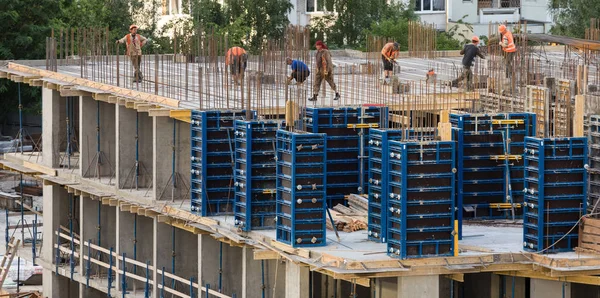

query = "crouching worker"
[[286, 57, 310, 85]]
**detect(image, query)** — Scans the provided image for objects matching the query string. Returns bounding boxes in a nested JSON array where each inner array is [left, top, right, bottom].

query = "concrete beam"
[[397, 275, 439, 298], [531, 279, 571, 298], [42, 88, 63, 168]]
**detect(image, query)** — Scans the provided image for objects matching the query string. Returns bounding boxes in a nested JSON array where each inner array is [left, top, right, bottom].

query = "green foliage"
[[436, 32, 462, 50], [0, 0, 63, 124], [328, 0, 389, 47], [549, 0, 600, 38], [362, 3, 419, 51]]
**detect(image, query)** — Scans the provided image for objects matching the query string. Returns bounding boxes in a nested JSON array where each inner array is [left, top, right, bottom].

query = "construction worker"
[[286, 57, 310, 84], [309, 41, 340, 102], [116, 25, 147, 83], [381, 42, 400, 84], [226, 46, 248, 85], [498, 24, 517, 79], [451, 36, 485, 91], [426, 68, 436, 84]]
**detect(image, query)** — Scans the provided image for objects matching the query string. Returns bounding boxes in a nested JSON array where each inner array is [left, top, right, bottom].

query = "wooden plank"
[[107, 96, 118, 104], [8, 63, 180, 108], [583, 224, 600, 236], [157, 215, 172, 224], [582, 234, 600, 245], [446, 273, 464, 282], [439, 110, 450, 123], [135, 104, 152, 112], [108, 198, 119, 207], [573, 95, 585, 136], [148, 109, 172, 117], [253, 249, 280, 260], [22, 160, 56, 176], [125, 100, 136, 109], [29, 79, 44, 87], [170, 110, 192, 123], [270, 240, 311, 259], [0, 71, 7, 79], [438, 122, 452, 141], [119, 202, 131, 212], [583, 218, 600, 229], [101, 197, 111, 205]]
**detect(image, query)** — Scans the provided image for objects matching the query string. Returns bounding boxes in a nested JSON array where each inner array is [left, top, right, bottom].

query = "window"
[[307, 0, 335, 13], [414, 0, 445, 11]]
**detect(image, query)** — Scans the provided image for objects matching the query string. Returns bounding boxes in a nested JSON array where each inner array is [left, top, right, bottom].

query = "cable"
[[536, 212, 600, 253]]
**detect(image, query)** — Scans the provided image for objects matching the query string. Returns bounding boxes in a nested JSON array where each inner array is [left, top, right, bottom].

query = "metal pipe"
[[219, 242, 223, 292], [18, 82, 23, 154], [86, 239, 91, 288], [511, 276, 515, 298], [172, 226, 176, 289], [133, 214, 138, 275], [55, 227, 60, 275], [108, 247, 114, 296], [135, 112, 140, 189], [32, 207, 38, 264], [190, 277, 195, 298], [4, 208, 8, 250], [97, 101, 101, 169], [261, 260, 265, 298], [172, 119, 176, 201], [145, 261, 150, 298], [20, 174, 24, 247], [66, 97, 71, 168], [122, 253, 127, 298], [69, 193, 74, 281], [97, 200, 101, 260], [161, 266, 165, 298], [205, 284, 210, 298]]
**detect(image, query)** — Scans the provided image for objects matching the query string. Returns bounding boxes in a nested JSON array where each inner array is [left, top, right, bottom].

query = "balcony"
[[478, 0, 521, 9], [478, 0, 521, 24]]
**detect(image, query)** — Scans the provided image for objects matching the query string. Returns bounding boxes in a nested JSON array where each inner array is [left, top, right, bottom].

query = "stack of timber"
[[579, 217, 600, 253], [326, 195, 368, 232]]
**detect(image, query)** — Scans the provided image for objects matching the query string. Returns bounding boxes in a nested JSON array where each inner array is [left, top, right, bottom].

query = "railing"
[[54, 229, 231, 298], [478, 0, 521, 9]]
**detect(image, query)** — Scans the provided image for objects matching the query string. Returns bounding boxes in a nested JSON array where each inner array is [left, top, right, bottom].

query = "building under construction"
[[2, 22, 600, 297]]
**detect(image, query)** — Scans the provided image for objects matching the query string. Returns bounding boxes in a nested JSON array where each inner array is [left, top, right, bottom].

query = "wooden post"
[[573, 94, 585, 137], [438, 109, 452, 141]]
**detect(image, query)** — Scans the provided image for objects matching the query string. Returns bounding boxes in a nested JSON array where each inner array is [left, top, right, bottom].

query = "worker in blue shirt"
[[286, 57, 310, 84]]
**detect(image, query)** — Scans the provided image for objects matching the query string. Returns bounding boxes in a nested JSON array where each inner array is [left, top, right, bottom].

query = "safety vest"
[[227, 47, 246, 65], [381, 43, 397, 59], [502, 31, 517, 53]]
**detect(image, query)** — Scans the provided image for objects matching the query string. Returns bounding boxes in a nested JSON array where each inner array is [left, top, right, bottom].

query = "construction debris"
[[326, 208, 368, 233]]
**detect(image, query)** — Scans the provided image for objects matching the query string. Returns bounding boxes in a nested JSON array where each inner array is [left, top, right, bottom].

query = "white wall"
[[417, 12, 447, 29], [450, 0, 479, 24], [521, 0, 552, 23]]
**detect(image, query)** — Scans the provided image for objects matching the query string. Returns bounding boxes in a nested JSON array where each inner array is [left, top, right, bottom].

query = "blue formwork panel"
[[451, 113, 536, 238], [305, 106, 389, 206], [367, 128, 437, 243], [367, 129, 404, 242], [233, 120, 280, 231], [588, 115, 600, 214], [523, 137, 588, 253], [386, 140, 456, 259], [276, 130, 327, 247], [190, 110, 255, 217]]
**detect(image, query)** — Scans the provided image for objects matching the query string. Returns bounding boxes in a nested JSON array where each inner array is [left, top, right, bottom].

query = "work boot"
[[334, 93, 340, 101], [308, 95, 318, 102]]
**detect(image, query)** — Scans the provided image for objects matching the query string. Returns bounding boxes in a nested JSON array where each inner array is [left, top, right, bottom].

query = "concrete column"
[[397, 275, 439, 298], [531, 279, 571, 298], [80, 97, 116, 178], [41, 184, 70, 297], [153, 116, 173, 200], [42, 88, 63, 168], [285, 261, 309, 298]]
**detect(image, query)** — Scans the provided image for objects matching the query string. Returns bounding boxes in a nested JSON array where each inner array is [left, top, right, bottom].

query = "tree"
[[549, 0, 600, 37], [0, 0, 63, 131], [329, 0, 389, 47], [363, 3, 419, 51], [223, 0, 293, 52]]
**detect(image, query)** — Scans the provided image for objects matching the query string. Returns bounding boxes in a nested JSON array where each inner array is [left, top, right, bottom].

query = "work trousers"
[[503, 51, 515, 79], [313, 71, 337, 96], [130, 55, 143, 81], [452, 66, 473, 90]]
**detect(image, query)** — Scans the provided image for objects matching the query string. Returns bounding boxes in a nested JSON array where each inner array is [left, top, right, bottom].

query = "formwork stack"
[[233, 120, 280, 231], [523, 137, 588, 252], [367, 128, 436, 243], [276, 130, 327, 247], [304, 106, 388, 207], [387, 140, 456, 259], [190, 110, 253, 216], [588, 115, 600, 214], [451, 113, 536, 237]]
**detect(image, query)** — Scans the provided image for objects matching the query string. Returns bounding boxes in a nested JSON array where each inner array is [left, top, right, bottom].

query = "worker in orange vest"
[[226, 46, 248, 85], [381, 42, 399, 84], [116, 25, 147, 83], [498, 24, 517, 79]]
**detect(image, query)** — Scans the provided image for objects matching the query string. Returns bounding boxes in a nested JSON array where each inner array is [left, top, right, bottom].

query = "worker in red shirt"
[[498, 24, 517, 79], [116, 25, 147, 83], [381, 42, 399, 84], [226, 46, 248, 85]]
